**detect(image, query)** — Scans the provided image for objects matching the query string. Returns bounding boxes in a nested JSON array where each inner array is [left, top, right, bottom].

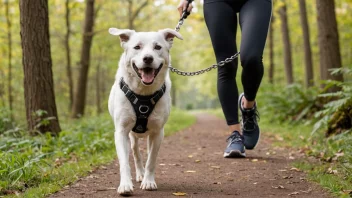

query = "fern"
[[312, 67, 352, 135]]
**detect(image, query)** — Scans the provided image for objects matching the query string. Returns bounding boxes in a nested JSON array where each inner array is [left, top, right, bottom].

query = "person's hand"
[[177, 0, 193, 18]]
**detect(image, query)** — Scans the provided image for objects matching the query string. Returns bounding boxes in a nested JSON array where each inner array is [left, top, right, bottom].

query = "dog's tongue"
[[140, 69, 155, 84]]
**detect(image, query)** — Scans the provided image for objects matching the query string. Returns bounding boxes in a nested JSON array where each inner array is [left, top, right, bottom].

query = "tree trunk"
[[71, 0, 95, 118], [316, 0, 343, 91], [96, 61, 102, 114], [268, 15, 274, 84], [171, 85, 176, 106], [126, 0, 149, 30], [20, 0, 61, 134], [299, 0, 314, 87], [65, 0, 74, 110], [278, 3, 294, 85], [5, 0, 13, 115]]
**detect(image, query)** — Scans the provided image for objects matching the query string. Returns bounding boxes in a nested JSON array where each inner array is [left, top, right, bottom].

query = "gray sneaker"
[[223, 131, 246, 158], [238, 93, 260, 150]]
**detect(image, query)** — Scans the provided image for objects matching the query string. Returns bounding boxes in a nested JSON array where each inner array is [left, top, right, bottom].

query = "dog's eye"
[[154, 45, 162, 50], [134, 45, 141, 50]]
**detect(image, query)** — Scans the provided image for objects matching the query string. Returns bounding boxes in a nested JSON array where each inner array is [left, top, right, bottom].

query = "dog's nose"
[[143, 56, 154, 64]]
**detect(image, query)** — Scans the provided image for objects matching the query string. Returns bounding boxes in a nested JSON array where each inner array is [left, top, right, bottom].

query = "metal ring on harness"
[[139, 105, 150, 114]]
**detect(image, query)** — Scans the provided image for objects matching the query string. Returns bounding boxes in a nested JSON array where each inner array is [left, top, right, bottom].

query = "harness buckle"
[[130, 94, 138, 104]]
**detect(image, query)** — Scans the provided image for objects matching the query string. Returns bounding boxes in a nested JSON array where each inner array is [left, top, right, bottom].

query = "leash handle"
[[180, 0, 194, 20]]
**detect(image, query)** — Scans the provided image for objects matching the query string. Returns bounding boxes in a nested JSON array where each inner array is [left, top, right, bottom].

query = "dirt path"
[[51, 114, 330, 198]]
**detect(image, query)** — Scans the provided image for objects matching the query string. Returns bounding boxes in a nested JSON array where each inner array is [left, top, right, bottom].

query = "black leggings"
[[204, 0, 272, 125]]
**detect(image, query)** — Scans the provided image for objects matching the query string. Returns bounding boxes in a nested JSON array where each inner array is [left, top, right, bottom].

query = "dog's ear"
[[159, 29, 183, 47], [109, 28, 135, 47]]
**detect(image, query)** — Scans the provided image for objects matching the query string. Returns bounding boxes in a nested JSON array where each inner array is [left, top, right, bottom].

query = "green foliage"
[[261, 83, 320, 123], [312, 68, 352, 135], [0, 108, 12, 133], [0, 114, 114, 195]]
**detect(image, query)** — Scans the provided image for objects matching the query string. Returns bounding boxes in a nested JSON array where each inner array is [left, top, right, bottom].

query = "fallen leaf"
[[169, 163, 181, 166], [327, 167, 338, 174], [300, 188, 312, 193], [195, 160, 201, 163], [211, 166, 220, 169], [342, 190, 352, 195], [173, 192, 187, 196], [188, 155, 193, 158], [251, 159, 258, 162], [290, 167, 300, 172], [282, 175, 293, 179], [272, 185, 285, 189], [186, 170, 196, 173], [288, 192, 299, 196], [279, 169, 287, 172]]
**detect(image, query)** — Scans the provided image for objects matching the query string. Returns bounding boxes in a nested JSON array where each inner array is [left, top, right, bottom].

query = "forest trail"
[[51, 114, 330, 198]]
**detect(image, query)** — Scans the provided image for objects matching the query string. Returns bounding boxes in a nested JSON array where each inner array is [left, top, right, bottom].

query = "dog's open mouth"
[[133, 63, 163, 85]]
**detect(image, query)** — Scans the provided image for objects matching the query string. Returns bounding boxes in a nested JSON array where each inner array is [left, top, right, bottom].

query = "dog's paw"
[[117, 182, 134, 196], [136, 174, 144, 183], [136, 169, 144, 183], [140, 179, 157, 191]]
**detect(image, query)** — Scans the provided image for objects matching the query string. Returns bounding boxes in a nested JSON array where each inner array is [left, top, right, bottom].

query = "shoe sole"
[[238, 93, 261, 150], [223, 150, 246, 158]]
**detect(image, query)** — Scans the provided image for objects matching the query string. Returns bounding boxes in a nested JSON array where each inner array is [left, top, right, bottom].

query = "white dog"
[[108, 27, 182, 195]]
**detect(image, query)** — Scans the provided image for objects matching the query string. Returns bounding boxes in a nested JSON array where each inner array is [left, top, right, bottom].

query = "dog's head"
[[109, 28, 183, 86]]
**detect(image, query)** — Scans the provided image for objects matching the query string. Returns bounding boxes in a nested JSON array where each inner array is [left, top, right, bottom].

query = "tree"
[[71, 0, 96, 118], [20, 0, 61, 133], [64, 0, 74, 110], [5, 0, 13, 115], [299, 0, 314, 87], [316, 0, 343, 90], [95, 53, 103, 114], [126, 0, 149, 29], [278, 2, 294, 85], [268, 15, 274, 84]]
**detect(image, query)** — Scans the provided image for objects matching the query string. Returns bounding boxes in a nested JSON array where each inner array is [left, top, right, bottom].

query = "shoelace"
[[226, 132, 243, 144], [242, 109, 260, 131]]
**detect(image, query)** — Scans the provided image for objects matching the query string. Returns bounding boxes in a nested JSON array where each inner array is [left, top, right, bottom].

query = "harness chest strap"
[[119, 78, 166, 133]]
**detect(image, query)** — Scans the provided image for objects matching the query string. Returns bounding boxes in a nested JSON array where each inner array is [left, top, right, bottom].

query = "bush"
[[262, 83, 321, 123], [0, 108, 13, 134], [313, 68, 352, 136]]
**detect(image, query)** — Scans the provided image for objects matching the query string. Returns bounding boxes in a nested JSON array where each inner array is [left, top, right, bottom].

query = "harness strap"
[[119, 78, 166, 133]]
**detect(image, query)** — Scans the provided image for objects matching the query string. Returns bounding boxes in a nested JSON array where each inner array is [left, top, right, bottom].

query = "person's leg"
[[239, 0, 272, 105], [204, 1, 246, 158], [204, 1, 240, 133], [238, 0, 272, 149]]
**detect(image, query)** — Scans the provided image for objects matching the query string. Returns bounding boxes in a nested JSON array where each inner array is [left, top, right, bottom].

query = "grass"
[[207, 108, 352, 197], [0, 108, 196, 198]]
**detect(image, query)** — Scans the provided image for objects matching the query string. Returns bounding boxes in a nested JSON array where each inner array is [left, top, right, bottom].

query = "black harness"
[[119, 78, 166, 133]]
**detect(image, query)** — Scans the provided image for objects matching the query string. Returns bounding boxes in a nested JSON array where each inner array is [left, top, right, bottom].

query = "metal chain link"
[[168, 53, 240, 76], [168, 2, 240, 76]]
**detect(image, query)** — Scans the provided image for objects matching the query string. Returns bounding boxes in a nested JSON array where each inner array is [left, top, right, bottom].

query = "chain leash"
[[168, 0, 240, 76]]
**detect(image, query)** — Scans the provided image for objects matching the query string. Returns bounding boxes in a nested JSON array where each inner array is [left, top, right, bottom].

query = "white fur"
[[108, 28, 182, 195]]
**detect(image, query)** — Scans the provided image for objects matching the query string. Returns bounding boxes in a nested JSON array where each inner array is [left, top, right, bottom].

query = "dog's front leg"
[[129, 133, 145, 182], [140, 129, 164, 191], [115, 130, 134, 195]]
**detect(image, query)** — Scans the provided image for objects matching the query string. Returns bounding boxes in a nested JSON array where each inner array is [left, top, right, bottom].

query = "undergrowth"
[[0, 108, 195, 197]]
